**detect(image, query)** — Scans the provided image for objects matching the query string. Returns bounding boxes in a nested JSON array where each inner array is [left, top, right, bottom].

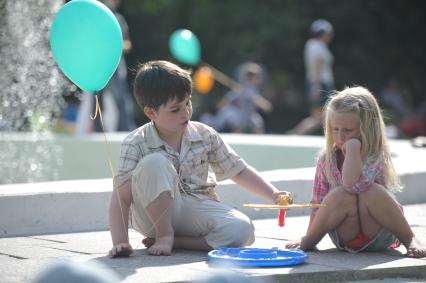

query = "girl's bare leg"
[[144, 191, 174, 256], [358, 184, 426, 258], [292, 187, 360, 250]]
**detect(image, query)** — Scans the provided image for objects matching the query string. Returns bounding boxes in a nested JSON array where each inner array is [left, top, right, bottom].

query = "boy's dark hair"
[[133, 60, 192, 110]]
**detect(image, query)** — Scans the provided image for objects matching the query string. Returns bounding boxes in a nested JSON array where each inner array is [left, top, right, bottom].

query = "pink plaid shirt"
[[311, 148, 385, 211], [311, 147, 401, 248]]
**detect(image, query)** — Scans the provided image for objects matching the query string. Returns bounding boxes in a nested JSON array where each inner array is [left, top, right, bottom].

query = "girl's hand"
[[109, 243, 133, 258], [273, 191, 293, 205], [342, 139, 361, 156], [285, 239, 302, 249]]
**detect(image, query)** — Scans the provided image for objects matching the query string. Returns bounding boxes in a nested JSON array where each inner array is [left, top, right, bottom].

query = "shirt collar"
[[145, 121, 203, 149], [145, 121, 165, 149], [184, 121, 203, 143]]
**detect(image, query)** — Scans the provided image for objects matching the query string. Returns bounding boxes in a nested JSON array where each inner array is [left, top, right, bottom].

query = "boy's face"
[[146, 95, 193, 137]]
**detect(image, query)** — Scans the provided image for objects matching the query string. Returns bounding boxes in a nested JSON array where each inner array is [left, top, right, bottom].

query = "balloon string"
[[90, 95, 100, 120], [201, 61, 238, 89], [91, 95, 128, 241], [90, 95, 173, 249], [93, 95, 116, 178]]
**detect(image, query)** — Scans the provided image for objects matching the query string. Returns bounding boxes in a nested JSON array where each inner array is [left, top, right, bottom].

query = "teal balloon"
[[169, 29, 201, 66], [50, 0, 123, 93]]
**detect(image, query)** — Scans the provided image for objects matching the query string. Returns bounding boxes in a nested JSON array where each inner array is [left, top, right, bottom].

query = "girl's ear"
[[143, 106, 157, 120]]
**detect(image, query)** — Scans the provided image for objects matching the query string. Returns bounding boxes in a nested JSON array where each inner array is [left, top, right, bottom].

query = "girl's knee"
[[323, 187, 357, 206], [321, 187, 358, 217], [359, 183, 391, 202]]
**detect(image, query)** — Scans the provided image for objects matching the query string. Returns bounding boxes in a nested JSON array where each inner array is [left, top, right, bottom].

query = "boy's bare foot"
[[148, 235, 174, 256], [406, 237, 426, 258], [142, 237, 155, 248]]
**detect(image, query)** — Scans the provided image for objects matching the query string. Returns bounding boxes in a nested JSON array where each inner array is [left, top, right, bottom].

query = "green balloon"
[[50, 0, 123, 93], [169, 29, 201, 66]]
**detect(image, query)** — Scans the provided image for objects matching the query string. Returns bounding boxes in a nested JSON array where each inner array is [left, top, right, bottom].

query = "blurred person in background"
[[202, 62, 272, 134], [379, 79, 426, 140], [379, 79, 411, 138], [289, 19, 334, 135]]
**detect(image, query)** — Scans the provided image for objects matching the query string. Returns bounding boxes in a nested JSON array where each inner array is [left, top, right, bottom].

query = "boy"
[[109, 60, 292, 256]]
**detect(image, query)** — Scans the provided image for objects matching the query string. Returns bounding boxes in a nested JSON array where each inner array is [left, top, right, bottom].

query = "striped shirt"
[[113, 121, 247, 200]]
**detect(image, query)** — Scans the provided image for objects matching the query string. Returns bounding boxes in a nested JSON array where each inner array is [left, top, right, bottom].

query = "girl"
[[286, 86, 426, 258]]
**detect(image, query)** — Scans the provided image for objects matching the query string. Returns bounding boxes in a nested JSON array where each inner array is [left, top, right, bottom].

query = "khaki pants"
[[130, 153, 255, 249]]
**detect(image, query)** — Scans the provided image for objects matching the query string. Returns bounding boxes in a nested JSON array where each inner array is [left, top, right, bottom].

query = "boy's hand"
[[109, 243, 133, 258], [273, 191, 293, 205]]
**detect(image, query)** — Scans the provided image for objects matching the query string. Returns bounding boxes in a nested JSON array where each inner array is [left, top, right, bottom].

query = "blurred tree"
[[118, 0, 426, 133]]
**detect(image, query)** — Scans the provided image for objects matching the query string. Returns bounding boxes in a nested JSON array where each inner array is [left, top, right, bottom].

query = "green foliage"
[[120, 0, 426, 133]]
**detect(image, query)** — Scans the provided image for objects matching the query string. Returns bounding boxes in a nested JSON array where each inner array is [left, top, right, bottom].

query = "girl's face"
[[150, 95, 193, 137], [330, 111, 360, 151]]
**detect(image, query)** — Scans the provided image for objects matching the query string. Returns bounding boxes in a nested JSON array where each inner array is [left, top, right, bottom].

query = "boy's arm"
[[109, 179, 133, 257], [231, 166, 292, 203]]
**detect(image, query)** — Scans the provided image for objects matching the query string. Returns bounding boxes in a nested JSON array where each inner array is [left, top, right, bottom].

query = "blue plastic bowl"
[[207, 247, 308, 267]]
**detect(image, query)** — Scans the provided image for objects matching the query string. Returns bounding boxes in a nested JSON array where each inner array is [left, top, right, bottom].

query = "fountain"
[[0, 0, 74, 184], [0, 1, 425, 238]]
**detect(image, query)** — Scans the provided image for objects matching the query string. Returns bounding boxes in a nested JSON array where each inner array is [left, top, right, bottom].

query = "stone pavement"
[[1, 204, 426, 283]]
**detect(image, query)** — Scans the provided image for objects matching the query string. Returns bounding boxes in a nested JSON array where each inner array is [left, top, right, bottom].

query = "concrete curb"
[[1, 209, 426, 283], [1, 168, 426, 237], [258, 265, 426, 283]]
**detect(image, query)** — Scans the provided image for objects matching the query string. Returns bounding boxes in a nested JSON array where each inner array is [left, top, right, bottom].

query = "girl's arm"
[[231, 166, 292, 203], [342, 139, 384, 193], [306, 212, 316, 233], [341, 139, 362, 187]]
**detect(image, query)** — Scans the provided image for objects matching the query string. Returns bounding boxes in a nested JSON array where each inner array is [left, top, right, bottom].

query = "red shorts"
[[344, 232, 371, 250]]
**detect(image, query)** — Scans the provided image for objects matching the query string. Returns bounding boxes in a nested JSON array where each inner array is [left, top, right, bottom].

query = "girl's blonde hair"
[[323, 86, 401, 192]]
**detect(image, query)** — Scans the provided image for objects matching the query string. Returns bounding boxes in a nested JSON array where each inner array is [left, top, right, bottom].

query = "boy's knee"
[[132, 154, 179, 198], [138, 153, 171, 171], [225, 218, 255, 247], [133, 153, 175, 179]]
